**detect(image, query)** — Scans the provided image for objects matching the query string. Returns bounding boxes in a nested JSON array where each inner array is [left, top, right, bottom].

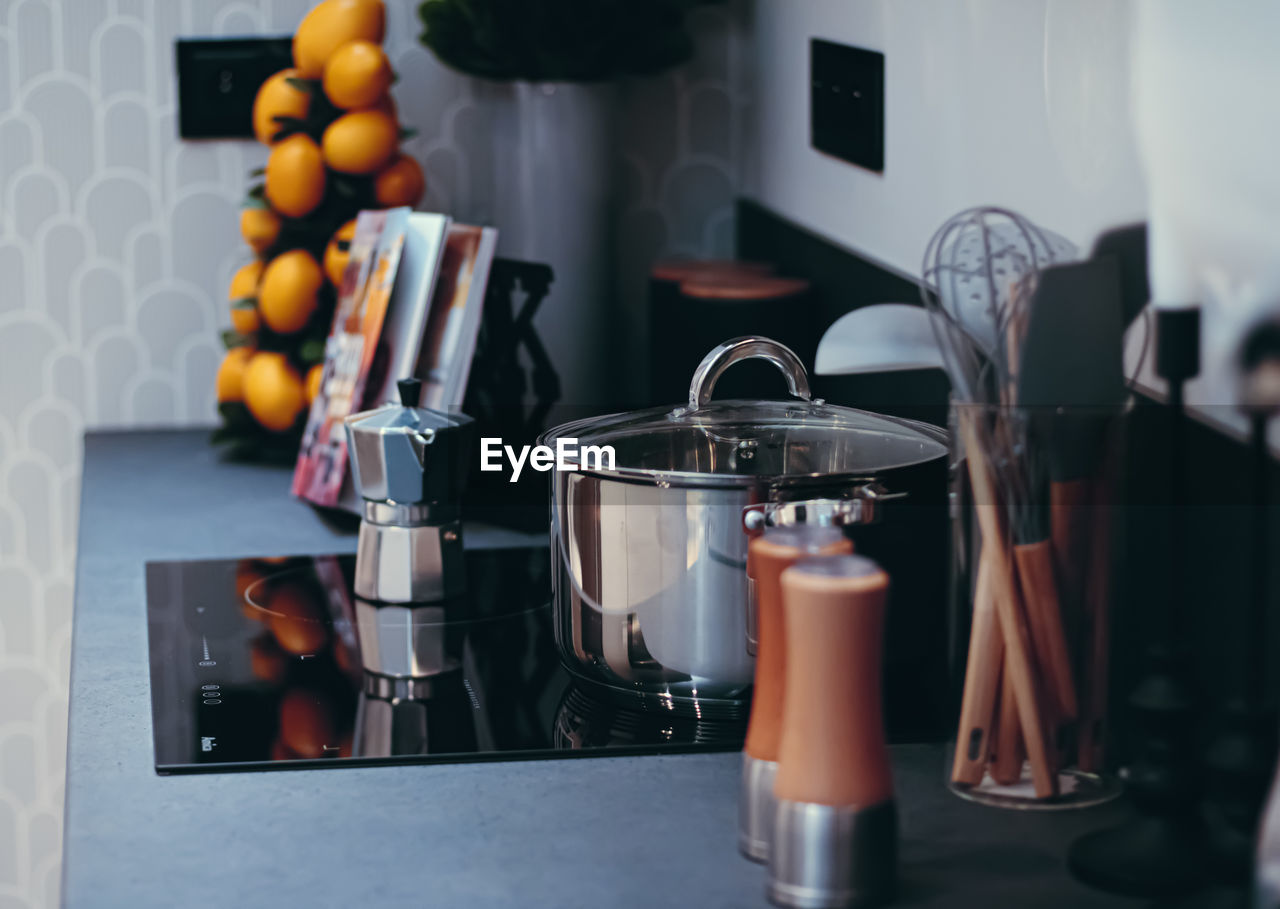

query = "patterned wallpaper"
[[0, 1, 746, 906]]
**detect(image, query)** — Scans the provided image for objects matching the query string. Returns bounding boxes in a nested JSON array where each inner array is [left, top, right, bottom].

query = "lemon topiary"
[[214, 0, 428, 461]]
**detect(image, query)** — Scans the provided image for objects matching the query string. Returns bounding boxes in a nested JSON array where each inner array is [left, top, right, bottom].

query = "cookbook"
[[417, 224, 499, 412], [292, 211, 499, 510], [365, 213, 457, 407], [292, 208, 450, 507]]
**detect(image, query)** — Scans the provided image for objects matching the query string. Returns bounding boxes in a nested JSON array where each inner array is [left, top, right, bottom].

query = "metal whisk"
[[921, 206, 1077, 405], [920, 207, 1076, 540]]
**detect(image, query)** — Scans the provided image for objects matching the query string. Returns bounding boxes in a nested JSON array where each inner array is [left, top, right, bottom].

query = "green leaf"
[[227, 438, 259, 459], [398, 127, 418, 141], [231, 296, 257, 310], [299, 339, 327, 364], [285, 76, 319, 94], [217, 401, 257, 430], [249, 166, 266, 177], [269, 115, 310, 143], [246, 183, 266, 202], [221, 329, 251, 349]]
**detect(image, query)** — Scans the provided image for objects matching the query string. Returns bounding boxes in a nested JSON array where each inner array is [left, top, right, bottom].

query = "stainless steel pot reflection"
[[553, 681, 747, 749]]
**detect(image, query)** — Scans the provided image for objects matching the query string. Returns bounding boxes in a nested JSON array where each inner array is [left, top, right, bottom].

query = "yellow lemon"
[[235, 561, 267, 603], [323, 40, 393, 110], [216, 347, 255, 402], [228, 261, 264, 334], [231, 304, 260, 335], [264, 134, 326, 218], [229, 260, 264, 300], [321, 109, 397, 175], [249, 635, 289, 683], [265, 579, 330, 653], [240, 206, 282, 253], [293, 0, 386, 79], [373, 154, 425, 208], [278, 687, 336, 757], [252, 69, 311, 144], [243, 351, 306, 432], [323, 219, 357, 287], [259, 250, 323, 334], [305, 363, 324, 403]]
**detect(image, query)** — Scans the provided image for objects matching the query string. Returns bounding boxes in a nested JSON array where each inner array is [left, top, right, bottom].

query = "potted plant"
[[418, 0, 712, 81], [417, 0, 720, 406]]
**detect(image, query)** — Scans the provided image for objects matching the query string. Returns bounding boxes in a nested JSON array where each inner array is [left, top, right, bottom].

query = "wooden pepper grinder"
[[741, 526, 853, 862], [769, 554, 896, 909]]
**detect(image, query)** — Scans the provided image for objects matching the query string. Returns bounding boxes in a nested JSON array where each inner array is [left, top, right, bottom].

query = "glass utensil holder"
[[946, 401, 1125, 809]]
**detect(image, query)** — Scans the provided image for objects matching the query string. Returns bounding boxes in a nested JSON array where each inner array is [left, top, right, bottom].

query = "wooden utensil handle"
[[1050, 477, 1090, 656], [951, 544, 1003, 786], [1050, 478, 1090, 591], [959, 412, 1058, 798], [1014, 540, 1078, 721], [991, 656, 1025, 786]]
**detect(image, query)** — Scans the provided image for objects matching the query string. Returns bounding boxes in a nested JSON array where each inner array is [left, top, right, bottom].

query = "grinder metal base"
[[740, 753, 778, 863], [767, 799, 897, 909]]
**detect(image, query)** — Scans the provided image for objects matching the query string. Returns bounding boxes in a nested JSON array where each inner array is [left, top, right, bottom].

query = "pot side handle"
[[687, 336, 812, 410], [741, 488, 909, 534]]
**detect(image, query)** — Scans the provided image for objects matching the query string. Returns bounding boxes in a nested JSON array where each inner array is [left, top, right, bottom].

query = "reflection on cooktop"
[[144, 547, 745, 773]]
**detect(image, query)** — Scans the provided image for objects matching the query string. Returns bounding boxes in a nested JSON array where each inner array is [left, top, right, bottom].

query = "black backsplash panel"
[[736, 199, 951, 428], [735, 198, 1280, 765]]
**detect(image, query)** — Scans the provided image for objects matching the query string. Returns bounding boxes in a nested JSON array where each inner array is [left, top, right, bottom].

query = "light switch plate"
[[175, 37, 294, 139], [810, 39, 885, 173]]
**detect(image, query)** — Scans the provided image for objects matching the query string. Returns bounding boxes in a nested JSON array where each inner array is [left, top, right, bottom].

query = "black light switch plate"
[[175, 37, 294, 139], [810, 39, 884, 173]]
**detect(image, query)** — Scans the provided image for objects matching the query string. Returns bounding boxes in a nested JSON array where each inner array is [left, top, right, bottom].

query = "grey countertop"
[[64, 428, 1136, 908]]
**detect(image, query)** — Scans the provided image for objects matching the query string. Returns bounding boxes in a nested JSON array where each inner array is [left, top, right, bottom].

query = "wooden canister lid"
[[680, 273, 811, 302], [649, 258, 774, 283]]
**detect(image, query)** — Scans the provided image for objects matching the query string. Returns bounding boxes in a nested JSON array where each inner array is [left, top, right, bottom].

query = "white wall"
[[743, 0, 1147, 279], [0, 2, 740, 907], [743, 0, 1280, 431]]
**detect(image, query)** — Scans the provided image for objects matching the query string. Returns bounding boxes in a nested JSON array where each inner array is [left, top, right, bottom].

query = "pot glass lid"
[[543, 337, 948, 484], [544, 397, 947, 483]]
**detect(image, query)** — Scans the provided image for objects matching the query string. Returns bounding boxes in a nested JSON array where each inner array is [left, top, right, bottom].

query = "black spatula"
[[1019, 258, 1127, 476], [1090, 223, 1149, 331], [1018, 256, 1127, 769]]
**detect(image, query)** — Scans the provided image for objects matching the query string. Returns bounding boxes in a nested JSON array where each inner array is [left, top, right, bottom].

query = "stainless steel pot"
[[541, 337, 949, 715]]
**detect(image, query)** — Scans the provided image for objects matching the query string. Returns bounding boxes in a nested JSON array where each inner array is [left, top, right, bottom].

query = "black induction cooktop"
[[144, 545, 745, 773]]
